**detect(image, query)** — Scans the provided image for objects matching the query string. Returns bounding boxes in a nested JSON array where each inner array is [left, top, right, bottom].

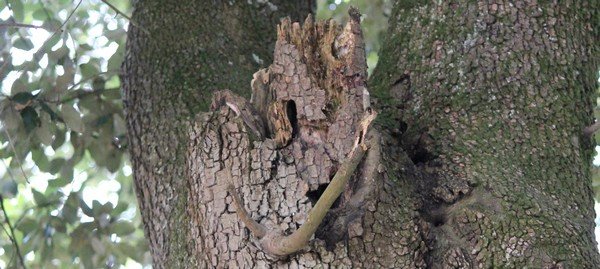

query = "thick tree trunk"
[[123, 0, 599, 268], [370, 0, 600, 267], [121, 1, 312, 267]]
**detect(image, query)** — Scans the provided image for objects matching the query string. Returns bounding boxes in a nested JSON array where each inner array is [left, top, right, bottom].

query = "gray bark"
[[370, 0, 600, 267], [123, 0, 600, 268], [185, 13, 427, 267], [121, 1, 313, 267]]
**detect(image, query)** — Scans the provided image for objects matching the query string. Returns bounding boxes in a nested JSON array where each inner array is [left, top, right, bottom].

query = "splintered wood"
[[186, 8, 421, 267]]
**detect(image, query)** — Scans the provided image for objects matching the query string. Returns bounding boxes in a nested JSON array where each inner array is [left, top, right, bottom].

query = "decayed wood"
[[186, 8, 428, 268], [228, 108, 376, 256]]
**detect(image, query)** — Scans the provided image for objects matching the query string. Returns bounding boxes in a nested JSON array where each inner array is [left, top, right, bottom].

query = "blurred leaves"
[[0, 0, 149, 268]]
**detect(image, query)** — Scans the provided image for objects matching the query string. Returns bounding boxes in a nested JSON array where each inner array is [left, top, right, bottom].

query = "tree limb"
[[0, 196, 26, 269], [0, 23, 53, 31]]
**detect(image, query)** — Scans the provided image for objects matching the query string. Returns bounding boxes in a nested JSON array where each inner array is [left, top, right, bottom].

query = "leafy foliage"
[[0, 0, 149, 267]]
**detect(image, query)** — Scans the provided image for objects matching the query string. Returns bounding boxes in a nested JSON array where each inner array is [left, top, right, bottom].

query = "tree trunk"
[[123, 0, 599, 268], [369, 0, 600, 267], [121, 1, 312, 267]]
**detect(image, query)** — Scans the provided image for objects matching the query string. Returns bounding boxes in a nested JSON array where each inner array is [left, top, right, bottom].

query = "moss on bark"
[[122, 1, 312, 267], [370, 0, 599, 267]]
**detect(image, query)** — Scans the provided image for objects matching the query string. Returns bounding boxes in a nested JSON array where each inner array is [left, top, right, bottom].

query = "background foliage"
[[0, 0, 595, 268], [0, 0, 147, 267]]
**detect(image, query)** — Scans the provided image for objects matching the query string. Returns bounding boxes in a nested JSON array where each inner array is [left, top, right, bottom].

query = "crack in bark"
[[185, 9, 429, 267], [229, 109, 376, 257]]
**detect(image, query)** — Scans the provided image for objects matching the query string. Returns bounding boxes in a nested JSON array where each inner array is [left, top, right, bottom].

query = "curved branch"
[[230, 109, 377, 256], [261, 142, 368, 256], [228, 185, 267, 238]]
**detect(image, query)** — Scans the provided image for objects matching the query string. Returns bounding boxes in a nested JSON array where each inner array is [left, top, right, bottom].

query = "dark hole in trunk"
[[306, 183, 329, 206], [286, 100, 298, 138]]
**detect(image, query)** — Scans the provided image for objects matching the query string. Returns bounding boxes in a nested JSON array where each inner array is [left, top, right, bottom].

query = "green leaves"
[[60, 104, 84, 133], [7, 0, 24, 22], [0, 0, 148, 267], [110, 221, 136, 236], [20, 106, 40, 133], [13, 38, 34, 51]]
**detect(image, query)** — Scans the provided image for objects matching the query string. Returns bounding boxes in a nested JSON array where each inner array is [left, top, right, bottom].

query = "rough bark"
[[123, 0, 600, 268], [186, 13, 428, 267], [370, 0, 600, 267], [121, 1, 312, 267]]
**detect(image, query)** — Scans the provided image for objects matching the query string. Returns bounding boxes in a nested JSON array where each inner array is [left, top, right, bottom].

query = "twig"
[[2, 129, 29, 184], [0, 23, 53, 31], [12, 0, 82, 77], [0, 196, 27, 269], [67, 70, 117, 92], [100, 0, 149, 34], [61, 87, 111, 103]]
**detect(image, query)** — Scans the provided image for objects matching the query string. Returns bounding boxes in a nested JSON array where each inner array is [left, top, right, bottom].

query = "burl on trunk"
[[186, 9, 427, 268]]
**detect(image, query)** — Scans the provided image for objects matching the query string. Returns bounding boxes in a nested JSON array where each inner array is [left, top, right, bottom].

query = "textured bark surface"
[[186, 14, 428, 267], [123, 0, 600, 268], [370, 0, 600, 267], [121, 1, 312, 267]]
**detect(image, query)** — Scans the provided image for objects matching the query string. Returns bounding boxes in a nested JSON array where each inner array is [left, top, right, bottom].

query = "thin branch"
[[271, 142, 367, 255], [42, 70, 118, 104], [0, 196, 27, 269], [0, 212, 16, 267], [100, 0, 149, 34], [2, 129, 29, 184], [40, 86, 120, 105], [61, 88, 109, 103], [0, 23, 53, 31], [230, 109, 377, 256], [67, 70, 117, 92], [12, 0, 82, 77]]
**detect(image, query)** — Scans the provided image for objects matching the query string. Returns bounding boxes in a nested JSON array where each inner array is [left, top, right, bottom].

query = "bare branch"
[[0, 196, 26, 269], [231, 109, 377, 256], [264, 141, 368, 256], [57, 87, 117, 104], [0, 23, 53, 31], [100, 0, 149, 35]]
